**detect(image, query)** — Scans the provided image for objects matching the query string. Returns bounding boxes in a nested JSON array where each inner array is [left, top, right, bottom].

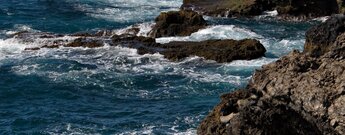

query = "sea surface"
[[0, 0, 319, 134]]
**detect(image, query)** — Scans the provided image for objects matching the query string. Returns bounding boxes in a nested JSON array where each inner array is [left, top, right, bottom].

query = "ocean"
[[0, 0, 318, 134]]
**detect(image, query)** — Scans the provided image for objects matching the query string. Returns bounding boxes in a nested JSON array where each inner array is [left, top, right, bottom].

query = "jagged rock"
[[149, 10, 207, 38], [304, 14, 345, 57], [198, 16, 345, 135], [182, 0, 339, 20]]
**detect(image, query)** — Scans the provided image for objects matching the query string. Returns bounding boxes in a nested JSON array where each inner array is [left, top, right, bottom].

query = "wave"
[[256, 10, 279, 19], [114, 22, 155, 36], [313, 16, 330, 22], [156, 25, 262, 43], [71, 0, 182, 23], [224, 57, 277, 67]]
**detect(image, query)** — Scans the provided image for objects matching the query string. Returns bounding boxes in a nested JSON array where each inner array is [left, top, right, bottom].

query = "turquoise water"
[[0, 0, 317, 134]]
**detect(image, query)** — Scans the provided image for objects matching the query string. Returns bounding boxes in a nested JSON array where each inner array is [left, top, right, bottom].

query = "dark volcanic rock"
[[198, 16, 345, 135], [161, 39, 266, 63], [305, 14, 345, 57], [149, 10, 207, 38], [112, 35, 266, 62], [182, 0, 339, 20], [22, 32, 265, 63]]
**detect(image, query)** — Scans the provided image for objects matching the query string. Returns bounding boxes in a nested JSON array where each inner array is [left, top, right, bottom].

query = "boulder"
[[149, 10, 207, 38], [304, 14, 345, 57], [182, 0, 340, 20], [197, 15, 345, 135]]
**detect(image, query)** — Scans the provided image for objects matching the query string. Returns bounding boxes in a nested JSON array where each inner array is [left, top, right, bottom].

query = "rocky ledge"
[[197, 15, 345, 135], [182, 0, 340, 20]]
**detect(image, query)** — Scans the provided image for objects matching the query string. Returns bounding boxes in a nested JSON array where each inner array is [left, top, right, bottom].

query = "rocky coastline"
[[197, 15, 345, 135], [182, 0, 342, 21], [13, 1, 345, 134]]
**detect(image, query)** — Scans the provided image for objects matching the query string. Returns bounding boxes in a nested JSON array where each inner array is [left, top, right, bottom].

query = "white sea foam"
[[260, 38, 305, 56], [173, 129, 196, 135], [1, 25, 274, 99], [115, 22, 155, 36], [313, 16, 330, 22], [257, 10, 279, 19], [72, 0, 182, 23], [5, 24, 40, 35], [224, 57, 277, 67], [46, 123, 102, 135], [118, 125, 155, 135], [156, 25, 262, 44], [0, 38, 27, 59]]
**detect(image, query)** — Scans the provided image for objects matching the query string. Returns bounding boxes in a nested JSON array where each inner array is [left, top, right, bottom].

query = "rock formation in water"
[[21, 31, 265, 63], [197, 15, 345, 135], [149, 10, 207, 38], [182, 0, 340, 20]]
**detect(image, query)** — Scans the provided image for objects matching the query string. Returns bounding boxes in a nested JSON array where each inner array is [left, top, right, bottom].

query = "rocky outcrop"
[[305, 14, 345, 57], [161, 39, 265, 62], [149, 10, 207, 38], [112, 35, 266, 63], [198, 15, 345, 135], [182, 0, 339, 20]]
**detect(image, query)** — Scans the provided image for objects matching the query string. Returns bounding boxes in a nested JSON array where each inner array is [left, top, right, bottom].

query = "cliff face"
[[304, 15, 345, 57], [197, 15, 345, 135]]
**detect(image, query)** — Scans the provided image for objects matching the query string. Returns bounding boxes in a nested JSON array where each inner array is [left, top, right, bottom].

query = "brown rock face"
[[182, 0, 339, 20], [149, 10, 207, 38], [305, 14, 345, 57], [197, 16, 345, 135]]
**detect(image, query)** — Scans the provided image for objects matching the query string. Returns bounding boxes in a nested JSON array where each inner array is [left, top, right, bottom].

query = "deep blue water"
[[0, 0, 317, 134]]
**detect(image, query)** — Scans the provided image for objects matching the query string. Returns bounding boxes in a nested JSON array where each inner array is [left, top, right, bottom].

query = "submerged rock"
[[149, 10, 207, 38], [182, 0, 339, 20], [197, 15, 345, 135]]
